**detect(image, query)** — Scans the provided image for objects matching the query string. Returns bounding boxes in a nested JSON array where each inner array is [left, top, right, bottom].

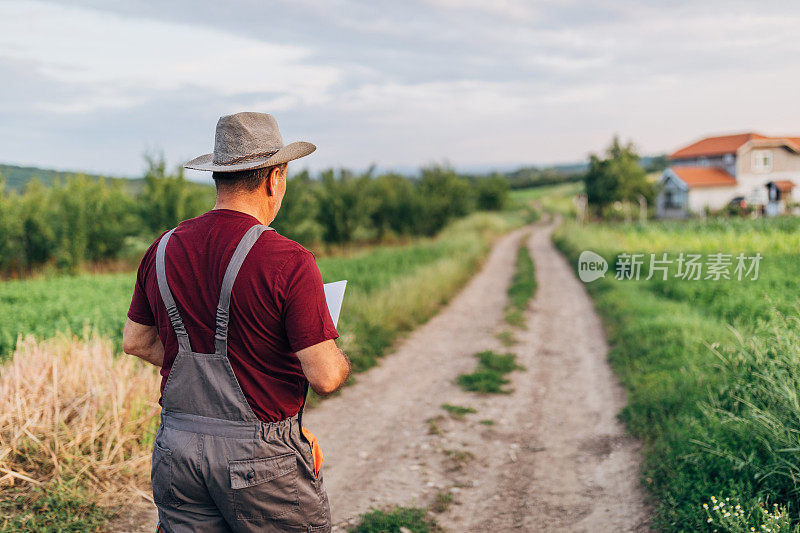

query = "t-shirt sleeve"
[[281, 249, 339, 352], [127, 246, 156, 326]]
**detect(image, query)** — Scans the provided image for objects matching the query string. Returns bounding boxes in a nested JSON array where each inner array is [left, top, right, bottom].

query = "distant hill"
[[0, 163, 145, 193], [484, 161, 586, 189], [470, 154, 666, 190]]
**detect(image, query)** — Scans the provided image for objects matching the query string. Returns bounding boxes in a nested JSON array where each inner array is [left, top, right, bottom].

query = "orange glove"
[[301, 426, 323, 477]]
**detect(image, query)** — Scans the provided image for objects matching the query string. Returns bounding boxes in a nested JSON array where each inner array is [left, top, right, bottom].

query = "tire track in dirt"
[[308, 218, 651, 532], [433, 219, 651, 532]]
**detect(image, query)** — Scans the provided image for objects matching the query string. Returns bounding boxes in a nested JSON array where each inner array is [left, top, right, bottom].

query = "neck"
[[213, 192, 277, 226]]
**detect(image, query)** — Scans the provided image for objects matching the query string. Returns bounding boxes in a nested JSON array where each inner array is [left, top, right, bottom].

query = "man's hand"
[[296, 339, 351, 396], [122, 318, 165, 367]]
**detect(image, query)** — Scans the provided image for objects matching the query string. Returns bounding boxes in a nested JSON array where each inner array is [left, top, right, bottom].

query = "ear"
[[266, 167, 280, 196]]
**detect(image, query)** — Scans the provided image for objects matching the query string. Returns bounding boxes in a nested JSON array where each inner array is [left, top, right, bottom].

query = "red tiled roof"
[[670, 166, 737, 188], [775, 138, 800, 152], [670, 132, 800, 159], [669, 132, 767, 159], [787, 138, 800, 149], [770, 180, 796, 192]]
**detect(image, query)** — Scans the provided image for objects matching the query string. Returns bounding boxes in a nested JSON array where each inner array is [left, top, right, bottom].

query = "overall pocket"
[[151, 441, 177, 506], [229, 453, 300, 521]]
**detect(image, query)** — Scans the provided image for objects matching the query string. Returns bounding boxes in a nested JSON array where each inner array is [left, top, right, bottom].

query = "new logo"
[[578, 251, 607, 282]]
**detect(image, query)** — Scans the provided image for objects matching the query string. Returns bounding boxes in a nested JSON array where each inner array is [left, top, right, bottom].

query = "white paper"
[[323, 280, 347, 328]]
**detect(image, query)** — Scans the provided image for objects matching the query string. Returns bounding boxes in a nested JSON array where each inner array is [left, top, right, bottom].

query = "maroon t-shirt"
[[127, 209, 339, 422]]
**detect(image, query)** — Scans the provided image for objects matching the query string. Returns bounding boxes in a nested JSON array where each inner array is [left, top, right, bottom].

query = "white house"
[[656, 132, 800, 217]]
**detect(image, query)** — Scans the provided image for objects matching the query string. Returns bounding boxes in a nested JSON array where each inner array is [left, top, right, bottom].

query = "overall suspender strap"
[[214, 225, 275, 355], [155, 228, 192, 353]]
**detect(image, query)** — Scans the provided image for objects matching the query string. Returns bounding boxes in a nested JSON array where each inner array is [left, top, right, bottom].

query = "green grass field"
[[554, 216, 800, 531], [510, 182, 582, 216]]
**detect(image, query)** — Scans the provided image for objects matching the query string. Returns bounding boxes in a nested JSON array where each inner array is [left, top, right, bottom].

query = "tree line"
[[0, 157, 509, 275]]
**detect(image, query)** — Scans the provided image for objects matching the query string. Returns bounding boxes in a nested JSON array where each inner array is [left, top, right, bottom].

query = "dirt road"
[[124, 219, 650, 531], [307, 219, 651, 531]]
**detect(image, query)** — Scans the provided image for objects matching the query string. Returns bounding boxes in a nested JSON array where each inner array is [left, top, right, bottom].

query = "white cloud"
[[0, 0, 341, 113], [422, 0, 542, 21]]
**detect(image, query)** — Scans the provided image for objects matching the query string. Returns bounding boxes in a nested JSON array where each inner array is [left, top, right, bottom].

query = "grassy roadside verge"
[[553, 217, 800, 531], [0, 209, 530, 530]]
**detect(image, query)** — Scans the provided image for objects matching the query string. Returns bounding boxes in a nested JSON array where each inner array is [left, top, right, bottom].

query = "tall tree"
[[139, 152, 213, 234], [417, 164, 475, 236], [584, 136, 653, 215]]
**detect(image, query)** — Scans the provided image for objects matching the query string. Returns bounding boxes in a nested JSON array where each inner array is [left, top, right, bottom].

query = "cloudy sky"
[[1, 0, 799, 178]]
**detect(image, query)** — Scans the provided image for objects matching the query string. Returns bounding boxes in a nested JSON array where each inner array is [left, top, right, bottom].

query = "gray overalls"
[[151, 225, 332, 532]]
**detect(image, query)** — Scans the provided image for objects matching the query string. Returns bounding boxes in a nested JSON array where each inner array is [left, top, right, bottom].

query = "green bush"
[[475, 173, 510, 210], [137, 153, 213, 235], [416, 165, 476, 236]]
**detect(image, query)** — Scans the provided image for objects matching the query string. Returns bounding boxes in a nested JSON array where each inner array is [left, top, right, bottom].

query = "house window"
[[723, 153, 734, 164], [752, 150, 773, 172], [664, 189, 682, 209]]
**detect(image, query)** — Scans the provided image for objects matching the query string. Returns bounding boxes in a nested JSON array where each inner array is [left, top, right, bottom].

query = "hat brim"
[[183, 141, 316, 172]]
